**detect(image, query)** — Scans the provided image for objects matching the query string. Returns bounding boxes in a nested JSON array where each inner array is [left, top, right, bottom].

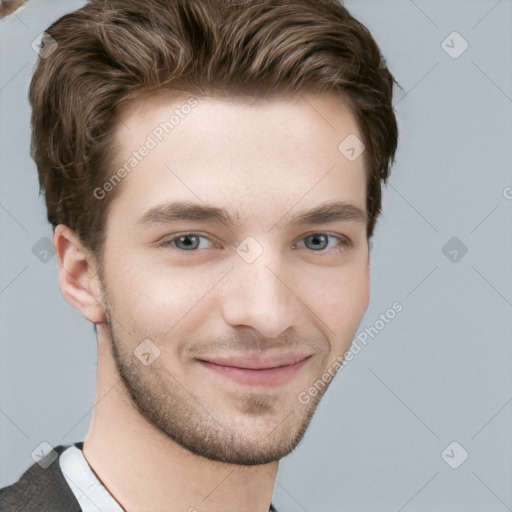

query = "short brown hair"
[[29, 0, 399, 262]]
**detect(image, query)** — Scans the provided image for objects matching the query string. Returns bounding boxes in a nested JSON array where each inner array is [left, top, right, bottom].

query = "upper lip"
[[198, 352, 312, 370]]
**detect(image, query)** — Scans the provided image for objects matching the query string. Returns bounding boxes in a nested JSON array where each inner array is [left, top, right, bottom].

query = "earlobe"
[[53, 224, 107, 324]]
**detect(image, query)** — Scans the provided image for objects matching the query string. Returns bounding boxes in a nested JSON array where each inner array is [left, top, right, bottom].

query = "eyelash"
[[156, 232, 352, 255]]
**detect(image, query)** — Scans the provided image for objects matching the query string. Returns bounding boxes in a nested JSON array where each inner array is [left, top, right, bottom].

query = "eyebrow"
[[136, 200, 367, 229]]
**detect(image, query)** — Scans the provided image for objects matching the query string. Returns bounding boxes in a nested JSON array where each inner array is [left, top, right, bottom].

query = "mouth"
[[197, 353, 312, 388]]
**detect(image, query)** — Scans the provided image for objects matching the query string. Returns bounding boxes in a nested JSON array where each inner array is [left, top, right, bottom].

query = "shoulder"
[[0, 444, 82, 512]]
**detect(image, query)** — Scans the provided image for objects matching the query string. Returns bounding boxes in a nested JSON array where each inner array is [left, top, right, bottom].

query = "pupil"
[[309, 235, 326, 250], [180, 236, 197, 249]]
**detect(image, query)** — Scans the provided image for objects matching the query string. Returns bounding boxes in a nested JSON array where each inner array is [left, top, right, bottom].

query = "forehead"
[[113, 91, 363, 162], [106, 92, 367, 228]]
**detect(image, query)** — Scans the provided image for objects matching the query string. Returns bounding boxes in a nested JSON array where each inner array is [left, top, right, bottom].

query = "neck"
[[82, 326, 278, 512]]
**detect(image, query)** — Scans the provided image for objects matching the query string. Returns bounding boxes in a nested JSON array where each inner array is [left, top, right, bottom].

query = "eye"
[[156, 232, 352, 254], [293, 233, 351, 254], [157, 233, 215, 251]]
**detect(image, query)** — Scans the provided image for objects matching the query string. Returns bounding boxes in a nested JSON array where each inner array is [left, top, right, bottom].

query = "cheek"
[[308, 264, 370, 343], [106, 261, 223, 335]]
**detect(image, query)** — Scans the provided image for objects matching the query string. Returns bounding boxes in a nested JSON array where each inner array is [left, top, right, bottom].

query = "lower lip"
[[199, 357, 311, 388]]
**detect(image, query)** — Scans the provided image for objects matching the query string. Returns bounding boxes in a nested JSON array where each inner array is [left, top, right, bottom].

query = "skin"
[[54, 92, 371, 512]]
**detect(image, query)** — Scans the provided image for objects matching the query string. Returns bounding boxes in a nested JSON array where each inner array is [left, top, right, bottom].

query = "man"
[[0, 0, 398, 510]]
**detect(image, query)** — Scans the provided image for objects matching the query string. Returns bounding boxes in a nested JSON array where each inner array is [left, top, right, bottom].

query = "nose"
[[220, 246, 304, 340]]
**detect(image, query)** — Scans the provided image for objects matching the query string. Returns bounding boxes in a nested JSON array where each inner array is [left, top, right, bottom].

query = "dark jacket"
[[0, 442, 278, 511], [0, 443, 82, 512]]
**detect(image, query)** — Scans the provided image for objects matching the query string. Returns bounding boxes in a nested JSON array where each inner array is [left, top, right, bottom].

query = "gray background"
[[1, 0, 511, 510]]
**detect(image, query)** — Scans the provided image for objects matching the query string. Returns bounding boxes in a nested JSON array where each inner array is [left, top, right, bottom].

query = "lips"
[[197, 352, 313, 387], [197, 351, 312, 370]]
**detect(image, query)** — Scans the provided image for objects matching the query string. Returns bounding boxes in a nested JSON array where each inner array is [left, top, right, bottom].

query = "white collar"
[[59, 445, 125, 512]]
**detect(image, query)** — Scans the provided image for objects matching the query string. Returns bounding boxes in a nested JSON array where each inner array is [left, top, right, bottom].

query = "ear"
[[53, 224, 107, 324]]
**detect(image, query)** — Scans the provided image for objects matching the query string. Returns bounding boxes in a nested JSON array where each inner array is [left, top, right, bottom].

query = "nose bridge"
[[221, 240, 302, 338]]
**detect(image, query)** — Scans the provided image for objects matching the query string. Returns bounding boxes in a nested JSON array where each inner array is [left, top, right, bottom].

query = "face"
[[97, 92, 370, 465]]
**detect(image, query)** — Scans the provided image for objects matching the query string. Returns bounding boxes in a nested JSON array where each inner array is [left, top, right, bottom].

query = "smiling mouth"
[[198, 355, 312, 388]]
